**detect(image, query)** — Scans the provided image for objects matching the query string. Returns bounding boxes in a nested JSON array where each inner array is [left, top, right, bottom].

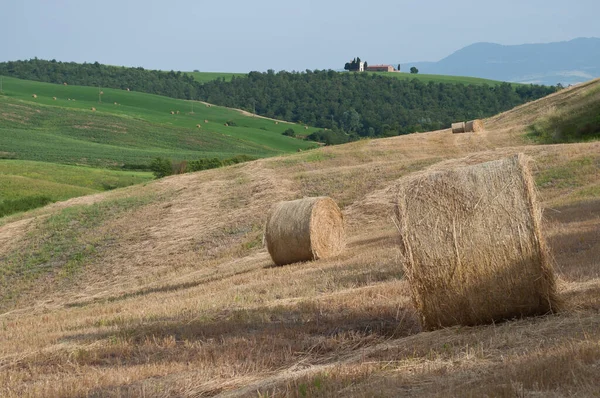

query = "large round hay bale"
[[265, 197, 345, 266], [451, 122, 466, 133], [465, 119, 484, 132], [395, 154, 560, 330]]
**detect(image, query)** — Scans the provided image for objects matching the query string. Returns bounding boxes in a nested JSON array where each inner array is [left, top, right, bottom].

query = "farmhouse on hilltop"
[[366, 64, 396, 72]]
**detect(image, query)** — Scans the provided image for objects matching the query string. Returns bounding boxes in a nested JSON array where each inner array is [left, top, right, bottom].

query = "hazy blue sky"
[[2, 0, 599, 72]]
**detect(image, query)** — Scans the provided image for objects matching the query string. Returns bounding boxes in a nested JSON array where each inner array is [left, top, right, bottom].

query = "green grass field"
[[0, 76, 319, 167], [365, 71, 520, 86], [0, 160, 152, 201], [187, 70, 517, 87], [0, 76, 320, 215]]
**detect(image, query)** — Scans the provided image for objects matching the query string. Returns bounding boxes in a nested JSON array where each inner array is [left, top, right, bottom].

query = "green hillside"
[[0, 160, 151, 201], [187, 71, 246, 83], [0, 76, 319, 167], [188, 70, 515, 87], [368, 71, 522, 86]]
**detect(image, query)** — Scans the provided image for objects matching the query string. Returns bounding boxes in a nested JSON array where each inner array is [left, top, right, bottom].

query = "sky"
[[1, 0, 599, 72]]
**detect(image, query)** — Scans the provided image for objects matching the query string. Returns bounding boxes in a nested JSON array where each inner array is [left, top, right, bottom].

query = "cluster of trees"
[[0, 59, 556, 142], [150, 155, 256, 178], [195, 70, 556, 139], [0, 58, 201, 99], [344, 57, 366, 71]]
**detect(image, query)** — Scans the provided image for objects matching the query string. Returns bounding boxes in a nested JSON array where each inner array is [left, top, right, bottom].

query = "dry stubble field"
[[0, 80, 599, 397]]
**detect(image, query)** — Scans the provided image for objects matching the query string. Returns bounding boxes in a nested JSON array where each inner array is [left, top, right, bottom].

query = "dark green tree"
[[150, 157, 173, 179], [410, 67, 419, 74]]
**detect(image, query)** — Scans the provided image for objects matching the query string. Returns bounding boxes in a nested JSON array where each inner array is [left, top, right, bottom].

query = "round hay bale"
[[204, 119, 208, 123], [305, 126, 309, 130], [395, 154, 560, 330], [224, 123, 228, 126], [196, 124, 201, 128], [100, 91, 104, 95], [63, 82, 68, 86], [265, 197, 345, 266], [451, 122, 466, 134], [126, 88, 130, 91], [91, 107, 96, 111], [114, 102, 118, 105], [170, 111, 175, 115], [53, 97, 57, 100], [465, 119, 484, 132], [275, 121, 279, 125], [32, 94, 37, 98]]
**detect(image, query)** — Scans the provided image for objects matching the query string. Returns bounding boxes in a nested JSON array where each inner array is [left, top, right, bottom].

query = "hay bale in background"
[[196, 124, 201, 128], [91, 107, 96, 111], [63, 82, 68, 86], [396, 154, 560, 330], [465, 119, 484, 132], [52, 97, 57, 100], [265, 197, 345, 266], [204, 119, 208, 123], [170, 111, 175, 115], [32, 94, 37, 98], [451, 122, 466, 134]]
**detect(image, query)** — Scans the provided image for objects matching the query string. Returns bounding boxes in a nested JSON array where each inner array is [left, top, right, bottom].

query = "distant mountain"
[[401, 38, 600, 86]]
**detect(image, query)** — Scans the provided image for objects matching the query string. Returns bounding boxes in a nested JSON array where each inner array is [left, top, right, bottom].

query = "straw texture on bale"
[[451, 122, 466, 133], [465, 119, 484, 132], [265, 197, 345, 266], [395, 154, 560, 330]]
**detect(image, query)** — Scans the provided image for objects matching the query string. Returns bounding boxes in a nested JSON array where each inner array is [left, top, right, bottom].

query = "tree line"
[[0, 59, 556, 143], [196, 70, 555, 140]]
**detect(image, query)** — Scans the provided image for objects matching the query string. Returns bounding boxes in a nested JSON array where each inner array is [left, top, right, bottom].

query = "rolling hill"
[[0, 78, 598, 396], [404, 37, 600, 86], [0, 76, 320, 215]]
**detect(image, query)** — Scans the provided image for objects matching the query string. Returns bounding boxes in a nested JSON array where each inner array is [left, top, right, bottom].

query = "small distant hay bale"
[[72, 99, 76, 101], [395, 154, 560, 330], [126, 88, 130, 91], [176, 110, 180, 114], [53, 97, 57, 100], [170, 111, 175, 115], [275, 121, 279, 125], [68, 98, 71, 101], [451, 122, 466, 134], [32, 94, 37, 98], [100, 91, 104, 95], [114, 102, 118, 105], [305, 126, 309, 130], [63, 82, 68, 86], [196, 124, 201, 128], [91, 107, 96, 111], [224, 123, 228, 126], [465, 119, 484, 132], [297, 148, 303, 152], [265, 197, 345, 266], [204, 119, 208, 123]]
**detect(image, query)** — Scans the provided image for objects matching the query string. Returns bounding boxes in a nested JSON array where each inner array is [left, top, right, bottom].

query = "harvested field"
[[0, 79, 599, 397]]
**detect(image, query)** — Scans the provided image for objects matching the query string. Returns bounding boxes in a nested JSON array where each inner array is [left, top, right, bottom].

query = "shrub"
[[282, 128, 296, 137], [150, 157, 173, 178]]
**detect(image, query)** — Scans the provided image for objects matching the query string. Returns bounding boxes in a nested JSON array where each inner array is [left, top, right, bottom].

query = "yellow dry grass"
[[0, 80, 599, 397]]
